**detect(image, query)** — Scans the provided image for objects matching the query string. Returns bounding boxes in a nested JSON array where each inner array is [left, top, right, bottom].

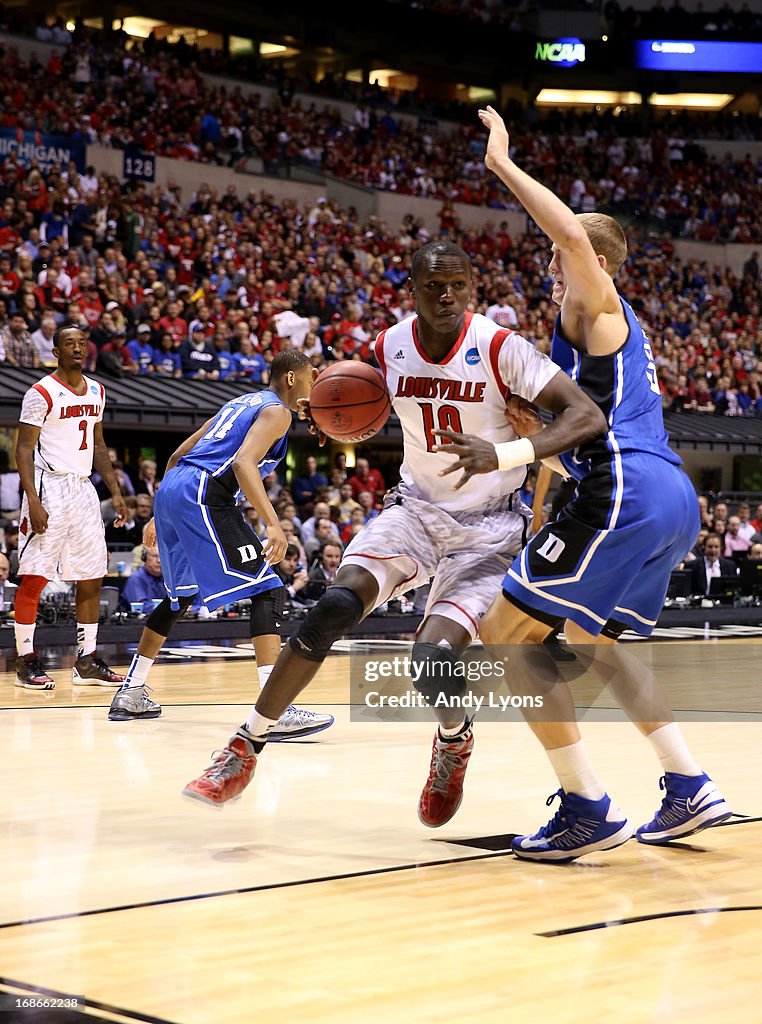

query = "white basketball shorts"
[[18, 471, 108, 581], [342, 489, 531, 639]]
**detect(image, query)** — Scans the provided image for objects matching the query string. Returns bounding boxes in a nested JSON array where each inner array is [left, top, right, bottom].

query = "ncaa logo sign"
[[90, 385, 98, 394], [465, 347, 480, 365]]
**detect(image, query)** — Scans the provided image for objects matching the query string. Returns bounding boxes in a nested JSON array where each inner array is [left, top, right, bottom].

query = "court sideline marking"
[[0, 849, 511, 932]]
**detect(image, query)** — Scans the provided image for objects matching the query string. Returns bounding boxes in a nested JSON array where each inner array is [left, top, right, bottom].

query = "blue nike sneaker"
[[512, 790, 634, 863], [636, 772, 731, 845]]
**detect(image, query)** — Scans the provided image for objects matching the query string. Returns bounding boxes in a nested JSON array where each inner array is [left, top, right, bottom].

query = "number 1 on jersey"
[[420, 403, 463, 453]]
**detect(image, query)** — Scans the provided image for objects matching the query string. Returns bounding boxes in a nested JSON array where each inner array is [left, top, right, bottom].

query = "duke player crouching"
[[108, 351, 334, 742], [181, 241, 606, 807], [433, 106, 730, 863]]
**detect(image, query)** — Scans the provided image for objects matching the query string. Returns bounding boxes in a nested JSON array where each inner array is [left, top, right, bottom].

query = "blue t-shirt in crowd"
[[127, 339, 155, 374], [235, 351, 268, 383], [121, 566, 167, 612], [153, 348, 181, 375], [216, 349, 237, 381]]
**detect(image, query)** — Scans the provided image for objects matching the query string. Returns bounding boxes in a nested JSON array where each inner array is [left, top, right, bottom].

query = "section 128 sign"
[[123, 150, 156, 182]]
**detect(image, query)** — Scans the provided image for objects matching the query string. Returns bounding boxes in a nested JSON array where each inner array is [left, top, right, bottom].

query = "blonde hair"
[[576, 213, 627, 276]]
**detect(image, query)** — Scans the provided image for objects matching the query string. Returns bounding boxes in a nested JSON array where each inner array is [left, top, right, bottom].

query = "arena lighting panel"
[[636, 39, 762, 73], [535, 89, 641, 106], [649, 93, 734, 110]]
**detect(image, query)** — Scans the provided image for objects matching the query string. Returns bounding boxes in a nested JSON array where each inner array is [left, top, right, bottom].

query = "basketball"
[[309, 362, 391, 442]]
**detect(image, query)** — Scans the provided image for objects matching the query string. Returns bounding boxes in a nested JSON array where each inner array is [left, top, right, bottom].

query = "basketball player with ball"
[[108, 350, 334, 742], [183, 240, 607, 809]]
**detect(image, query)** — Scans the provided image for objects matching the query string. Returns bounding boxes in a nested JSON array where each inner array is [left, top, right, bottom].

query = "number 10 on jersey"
[[419, 403, 463, 452]]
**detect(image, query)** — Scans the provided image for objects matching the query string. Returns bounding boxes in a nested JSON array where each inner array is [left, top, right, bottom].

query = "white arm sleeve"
[[497, 332, 560, 402], [19, 387, 48, 427]]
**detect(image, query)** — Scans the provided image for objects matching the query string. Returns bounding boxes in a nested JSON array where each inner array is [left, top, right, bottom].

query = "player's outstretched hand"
[[142, 517, 157, 548], [478, 105, 510, 171], [29, 497, 49, 535], [506, 395, 542, 438], [296, 398, 327, 447], [433, 430, 498, 490], [262, 523, 288, 566], [111, 493, 129, 528]]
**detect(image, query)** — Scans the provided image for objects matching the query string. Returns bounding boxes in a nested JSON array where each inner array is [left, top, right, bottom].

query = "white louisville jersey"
[[19, 373, 105, 477], [375, 312, 559, 513]]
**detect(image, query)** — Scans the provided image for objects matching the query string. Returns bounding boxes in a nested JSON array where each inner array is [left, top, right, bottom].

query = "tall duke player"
[[108, 350, 334, 741], [432, 107, 730, 862]]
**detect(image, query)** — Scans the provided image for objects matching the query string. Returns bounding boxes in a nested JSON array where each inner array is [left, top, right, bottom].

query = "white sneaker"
[[108, 684, 162, 721], [267, 705, 334, 742]]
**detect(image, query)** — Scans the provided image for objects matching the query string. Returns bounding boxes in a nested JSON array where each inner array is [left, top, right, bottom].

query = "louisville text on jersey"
[[58, 403, 103, 419], [394, 377, 486, 402]]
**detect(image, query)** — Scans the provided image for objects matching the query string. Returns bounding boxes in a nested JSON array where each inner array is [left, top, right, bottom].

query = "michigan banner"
[[0, 127, 85, 173]]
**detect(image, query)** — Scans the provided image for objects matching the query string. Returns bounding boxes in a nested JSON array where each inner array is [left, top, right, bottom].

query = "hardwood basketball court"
[[2, 638, 760, 1023]]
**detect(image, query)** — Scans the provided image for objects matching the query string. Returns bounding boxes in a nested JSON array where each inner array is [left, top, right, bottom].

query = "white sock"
[[440, 720, 467, 738], [244, 708, 279, 739], [15, 622, 35, 656], [547, 740, 606, 801], [77, 622, 98, 658], [257, 664, 274, 690], [123, 653, 153, 689], [647, 723, 701, 776]]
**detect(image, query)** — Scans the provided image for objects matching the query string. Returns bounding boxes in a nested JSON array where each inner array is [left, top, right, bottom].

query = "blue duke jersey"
[[503, 294, 698, 637], [179, 391, 289, 505], [154, 390, 289, 609], [552, 296, 681, 481]]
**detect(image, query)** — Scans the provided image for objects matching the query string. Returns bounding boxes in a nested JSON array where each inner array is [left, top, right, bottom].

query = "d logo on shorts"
[[536, 532, 566, 563], [237, 544, 260, 564]]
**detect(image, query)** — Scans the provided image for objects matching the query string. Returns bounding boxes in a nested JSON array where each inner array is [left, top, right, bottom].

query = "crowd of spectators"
[[0, 150, 759, 413], [0, 21, 760, 230], [0, 34, 759, 240]]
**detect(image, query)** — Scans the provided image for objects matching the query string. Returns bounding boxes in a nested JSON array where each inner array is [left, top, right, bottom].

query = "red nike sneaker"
[[418, 724, 474, 827], [182, 734, 258, 807]]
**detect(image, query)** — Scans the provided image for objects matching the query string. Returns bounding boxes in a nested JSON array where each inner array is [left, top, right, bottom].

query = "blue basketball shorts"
[[153, 463, 282, 611], [502, 452, 699, 636]]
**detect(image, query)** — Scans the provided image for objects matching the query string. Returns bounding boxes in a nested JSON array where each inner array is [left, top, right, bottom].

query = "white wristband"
[[494, 437, 536, 472]]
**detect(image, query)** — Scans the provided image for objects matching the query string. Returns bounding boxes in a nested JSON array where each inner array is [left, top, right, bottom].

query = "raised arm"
[[478, 106, 619, 320]]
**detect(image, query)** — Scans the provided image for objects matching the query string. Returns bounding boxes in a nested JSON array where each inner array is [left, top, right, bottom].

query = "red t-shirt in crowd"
[[348, 469, 385, 501], [158, 315, 188, 345]]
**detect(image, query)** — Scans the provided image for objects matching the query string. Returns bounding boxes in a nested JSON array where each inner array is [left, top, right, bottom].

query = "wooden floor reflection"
[[1, 639, 760, 1024]]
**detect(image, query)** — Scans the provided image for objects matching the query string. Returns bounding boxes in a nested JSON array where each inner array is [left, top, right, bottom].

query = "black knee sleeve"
[[601, 618, 628, 641], [250, 587, 286, 638], [411, 641, 467, 706], [145, 596, 194, 637], [289, 586, 364, 662]]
